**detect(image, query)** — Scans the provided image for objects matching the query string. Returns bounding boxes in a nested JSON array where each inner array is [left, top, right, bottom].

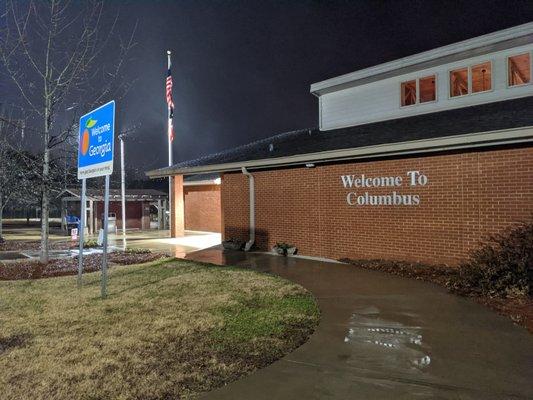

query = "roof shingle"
[[151, 96, 533, 175]]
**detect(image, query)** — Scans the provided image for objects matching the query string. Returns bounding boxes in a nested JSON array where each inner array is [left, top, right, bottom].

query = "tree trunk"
[[0, 194, 3, 240], [40, 173, 49, 262], [40, 101, 50, 263]]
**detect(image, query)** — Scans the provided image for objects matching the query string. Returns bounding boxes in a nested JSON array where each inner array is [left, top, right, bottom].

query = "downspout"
[[241, 167, 255, 251]]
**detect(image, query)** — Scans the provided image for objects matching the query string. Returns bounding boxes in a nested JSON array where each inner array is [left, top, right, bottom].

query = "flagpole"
[[167, 50, 173, 233]]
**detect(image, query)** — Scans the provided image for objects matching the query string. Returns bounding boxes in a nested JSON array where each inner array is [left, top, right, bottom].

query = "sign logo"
[[80, 118, 97, 156], [77, 101, 115, 179]]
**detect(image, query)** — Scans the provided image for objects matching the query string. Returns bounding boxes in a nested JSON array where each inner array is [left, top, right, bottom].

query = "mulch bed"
[[340, 258, 532, 333], [0, 240, 78, 252], [0, 251, 168, 280]]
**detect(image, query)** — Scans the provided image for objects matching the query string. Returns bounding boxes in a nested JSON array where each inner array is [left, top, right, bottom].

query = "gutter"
[[241, 167, 255, 252], [146, 126, 533, 178]]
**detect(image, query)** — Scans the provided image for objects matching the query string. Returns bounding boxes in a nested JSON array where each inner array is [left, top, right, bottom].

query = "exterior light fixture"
[[305, 163, 315, 168]]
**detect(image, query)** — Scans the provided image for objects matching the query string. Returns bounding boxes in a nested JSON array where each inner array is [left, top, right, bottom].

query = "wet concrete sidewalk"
[[186, 248, 533, 400]]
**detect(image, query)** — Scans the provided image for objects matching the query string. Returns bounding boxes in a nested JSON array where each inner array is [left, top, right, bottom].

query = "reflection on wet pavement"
[[344, 308, 431, 373]]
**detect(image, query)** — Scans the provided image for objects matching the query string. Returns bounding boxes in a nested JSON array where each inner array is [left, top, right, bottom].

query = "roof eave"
[[146, 126, 533, 178], [310, 23, 533, 96]]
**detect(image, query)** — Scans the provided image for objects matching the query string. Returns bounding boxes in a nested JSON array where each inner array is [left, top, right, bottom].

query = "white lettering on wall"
[[340, 171, 428, 206]]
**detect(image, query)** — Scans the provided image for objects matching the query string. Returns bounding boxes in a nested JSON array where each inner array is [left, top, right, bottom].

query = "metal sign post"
[[77, 100, 115, 298], [77, 178, 86, 287], [101, 175, 110, 298], [120, 135, 127, 251]]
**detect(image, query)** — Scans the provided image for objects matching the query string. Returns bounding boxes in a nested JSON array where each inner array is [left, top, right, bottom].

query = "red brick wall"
[[221, 146, 533, 265], [184, 185, 221, 233]]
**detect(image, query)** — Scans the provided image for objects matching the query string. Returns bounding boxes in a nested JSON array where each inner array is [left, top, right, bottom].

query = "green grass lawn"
[[0, 259, 319, 400]]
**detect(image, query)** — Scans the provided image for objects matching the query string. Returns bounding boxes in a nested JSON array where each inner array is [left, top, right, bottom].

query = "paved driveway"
[[186, 248, 533, 400]]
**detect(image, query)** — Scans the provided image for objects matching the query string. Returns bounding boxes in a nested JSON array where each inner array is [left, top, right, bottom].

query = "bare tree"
[[0, 116, 24, 240], [0, 0, 136, 261]]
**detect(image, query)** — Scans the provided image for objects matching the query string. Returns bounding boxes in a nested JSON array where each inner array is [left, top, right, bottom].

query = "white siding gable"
[[313, 25, 533, 131]]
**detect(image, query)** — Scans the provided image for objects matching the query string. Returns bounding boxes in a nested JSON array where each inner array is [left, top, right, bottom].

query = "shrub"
[[273, 242, 297, 256], [448, 221, 533, 298], [275, 242, 293, 251], [124, 247, 151, 255], [222, 238, 244, 251]]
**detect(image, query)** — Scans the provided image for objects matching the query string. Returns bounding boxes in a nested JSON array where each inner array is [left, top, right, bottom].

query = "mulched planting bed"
[[340, 258, 532, 333], [0, 251, 167, 280], [0, 239, 78, 252]]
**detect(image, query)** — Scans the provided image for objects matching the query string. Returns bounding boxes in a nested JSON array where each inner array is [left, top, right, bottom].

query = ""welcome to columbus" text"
[[340, 171, 428, 206]]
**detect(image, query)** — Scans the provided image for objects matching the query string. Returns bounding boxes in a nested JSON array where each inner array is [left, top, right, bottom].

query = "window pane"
[[450, 68, 468, 97], [419, 75, 436, 103], [401, 80, 416, 106], [472, 62, 491, 93], [508, 53, 531, 86]]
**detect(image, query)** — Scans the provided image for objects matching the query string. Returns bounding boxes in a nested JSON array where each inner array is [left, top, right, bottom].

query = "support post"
[[60, 198, 66, 233], [157, 199, 162, 230], [170, 175, 184, 238], [101, 175, 110, 298], [89, 200, 94, 235], [120, 136, 127, 249], [77, 179, 86, 288]]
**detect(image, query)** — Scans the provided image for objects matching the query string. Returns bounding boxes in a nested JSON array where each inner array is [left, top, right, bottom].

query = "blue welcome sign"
[[77, 100, 115, 179]]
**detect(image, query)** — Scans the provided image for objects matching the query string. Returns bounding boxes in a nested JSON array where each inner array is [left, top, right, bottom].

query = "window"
[[450, 61, 491, 97], [400, 75, 436, 107], [508, 53, 531, 87], [472, 62, 491, 93], [450, 68, 468, 97], [419, 76, 436, 103], [401, 80, 416, 106]]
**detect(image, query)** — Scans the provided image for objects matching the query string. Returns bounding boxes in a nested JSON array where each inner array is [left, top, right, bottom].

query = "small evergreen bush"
[[448, 221, 532, 298], [84, 239, 99, 248], [124, 247, 151, 255]]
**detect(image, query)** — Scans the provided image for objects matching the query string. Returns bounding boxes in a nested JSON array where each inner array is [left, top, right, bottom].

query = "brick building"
[[147, 24, 533, 265]]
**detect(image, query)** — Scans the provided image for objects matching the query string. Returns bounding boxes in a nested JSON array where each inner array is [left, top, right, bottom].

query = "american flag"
[[166, 64, 174, 142]]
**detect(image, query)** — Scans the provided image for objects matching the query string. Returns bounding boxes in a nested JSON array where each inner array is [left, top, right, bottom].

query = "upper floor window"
[[450, 61, 492, 97], [419, 76, 436, 103], [508, 53, 531, 87], [450, 68, 468, 97], [472, 62, 492, 93], [400, 75, 436, 107]]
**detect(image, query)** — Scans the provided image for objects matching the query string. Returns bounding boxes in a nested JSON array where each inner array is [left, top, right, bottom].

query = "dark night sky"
[[4, 1, 533, 175]]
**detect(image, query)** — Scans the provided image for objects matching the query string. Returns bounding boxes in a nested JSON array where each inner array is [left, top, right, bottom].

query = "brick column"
[[170, 175, 185, 237]]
